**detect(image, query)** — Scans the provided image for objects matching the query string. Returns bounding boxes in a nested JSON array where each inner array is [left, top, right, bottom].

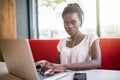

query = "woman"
[[36, 3, 101, 73]]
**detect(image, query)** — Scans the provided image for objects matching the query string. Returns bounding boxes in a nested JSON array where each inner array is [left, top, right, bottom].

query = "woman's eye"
[[71, 21, 76, 25], [64, 21, 69, 24], [64, 21, 79, 25]]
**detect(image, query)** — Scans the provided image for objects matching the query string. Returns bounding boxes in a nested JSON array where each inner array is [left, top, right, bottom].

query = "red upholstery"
[[100, 38, 120, 70], [29, 39, 59, 63], [29, 38, 120, 70]]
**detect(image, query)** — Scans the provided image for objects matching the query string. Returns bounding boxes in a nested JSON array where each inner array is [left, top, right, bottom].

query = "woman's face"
[[63, 12, 81, 36]]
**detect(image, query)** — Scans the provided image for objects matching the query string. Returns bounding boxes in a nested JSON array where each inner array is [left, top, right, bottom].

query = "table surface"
[[57, 69, 120, 80], [44, 69, 120, 80], [0, 62, 22, 80], [0, 62, 120, 80]]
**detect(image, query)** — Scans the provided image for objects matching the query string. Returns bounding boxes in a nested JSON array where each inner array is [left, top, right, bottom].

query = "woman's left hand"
[[52, 65, 66, 73]]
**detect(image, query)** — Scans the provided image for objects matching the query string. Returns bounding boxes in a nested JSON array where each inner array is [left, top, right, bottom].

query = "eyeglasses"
[[64, 20, 80, 25]]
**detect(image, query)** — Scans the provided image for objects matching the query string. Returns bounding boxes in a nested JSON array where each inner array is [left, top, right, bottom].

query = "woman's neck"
[[70, 31, 80, 41]]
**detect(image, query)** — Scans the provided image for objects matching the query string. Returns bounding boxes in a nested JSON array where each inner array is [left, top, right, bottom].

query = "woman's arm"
[[56, 52, 60, 64]]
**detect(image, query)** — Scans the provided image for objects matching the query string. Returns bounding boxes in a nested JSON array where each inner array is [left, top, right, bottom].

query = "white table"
[[0, 62, 22, 80], [1, 62, 120, 80], [56, 69, 120, 80]]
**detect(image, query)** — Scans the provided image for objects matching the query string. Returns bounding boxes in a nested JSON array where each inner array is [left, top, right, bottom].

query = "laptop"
[[0, 39, 72, 80]]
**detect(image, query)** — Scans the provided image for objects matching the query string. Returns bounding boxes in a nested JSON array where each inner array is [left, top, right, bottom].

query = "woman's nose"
[[67, 23, 73, 28]]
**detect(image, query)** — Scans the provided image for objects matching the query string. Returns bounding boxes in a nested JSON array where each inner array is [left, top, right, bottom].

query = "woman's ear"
[[79, 22, 82, 27], [79, 24, 81, 27]]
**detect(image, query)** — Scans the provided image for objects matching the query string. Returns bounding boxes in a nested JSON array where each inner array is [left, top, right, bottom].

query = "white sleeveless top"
[[57, 33, 98, 64]]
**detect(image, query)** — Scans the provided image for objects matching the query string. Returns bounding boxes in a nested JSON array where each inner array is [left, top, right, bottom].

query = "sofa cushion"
[[29, 39, 59, 63], [100, 38, 120, 70], [29, 38, 120, 70]]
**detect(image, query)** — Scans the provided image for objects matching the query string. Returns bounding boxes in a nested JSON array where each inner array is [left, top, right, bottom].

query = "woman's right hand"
[[35, 60, 48, 68], [52, 65, 66, 73], [35, 60, 54, 74]]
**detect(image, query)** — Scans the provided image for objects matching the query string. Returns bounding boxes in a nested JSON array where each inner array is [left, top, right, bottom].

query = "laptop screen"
[[0, 39, 39, 80]]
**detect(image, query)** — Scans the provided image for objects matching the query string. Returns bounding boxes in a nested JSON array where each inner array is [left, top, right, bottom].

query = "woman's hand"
[[35, 60, 54, 74], [35, 60, 47, 68], [52, 65, 66, 73], [35, 60, 53, 68]]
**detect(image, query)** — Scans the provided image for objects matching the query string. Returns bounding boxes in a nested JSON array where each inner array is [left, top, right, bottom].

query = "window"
[[34, 0, 120, 39], [99, 0, 120, 37], [36, 0, 97, 39]]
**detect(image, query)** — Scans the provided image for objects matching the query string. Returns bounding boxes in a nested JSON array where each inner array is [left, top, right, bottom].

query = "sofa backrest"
[[100, 38, 120, 70], [29, 39, 59, 63], [29, 38, 120, 70]]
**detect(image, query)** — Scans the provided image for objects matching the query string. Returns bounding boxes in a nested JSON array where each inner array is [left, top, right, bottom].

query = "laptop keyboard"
[[37, 71, 72, 80]]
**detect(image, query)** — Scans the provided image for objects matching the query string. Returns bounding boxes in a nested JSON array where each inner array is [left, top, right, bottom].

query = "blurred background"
[[0, 0, 120, 39]]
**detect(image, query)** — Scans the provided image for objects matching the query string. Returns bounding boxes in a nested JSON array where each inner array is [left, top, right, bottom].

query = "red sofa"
[[29, 38, 120, 70]]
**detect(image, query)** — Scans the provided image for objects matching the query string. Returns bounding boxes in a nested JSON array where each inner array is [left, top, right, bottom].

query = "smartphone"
[[73, 73, 87, 80]]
